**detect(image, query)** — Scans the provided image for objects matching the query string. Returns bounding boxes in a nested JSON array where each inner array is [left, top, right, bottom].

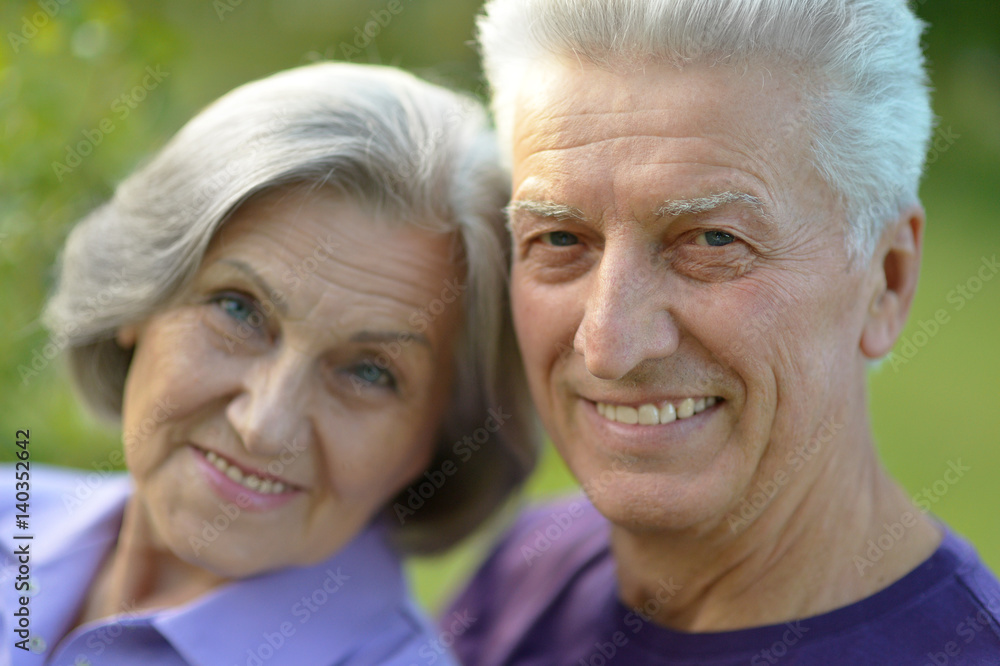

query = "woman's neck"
[[74, 496, 228, 628]]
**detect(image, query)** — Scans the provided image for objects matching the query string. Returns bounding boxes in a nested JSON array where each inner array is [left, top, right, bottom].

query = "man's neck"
[[611, 426, 942, 632]]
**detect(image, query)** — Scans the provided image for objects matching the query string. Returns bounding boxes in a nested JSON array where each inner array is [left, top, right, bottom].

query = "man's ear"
[[860, 205, 925, 359]]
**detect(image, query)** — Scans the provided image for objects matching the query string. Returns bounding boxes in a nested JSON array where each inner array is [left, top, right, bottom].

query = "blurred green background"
[[1, 0, 998, 614]]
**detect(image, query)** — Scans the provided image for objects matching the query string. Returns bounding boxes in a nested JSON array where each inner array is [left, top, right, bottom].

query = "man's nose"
[[574, 244, 679, 380], [225, 352, 314, 458]]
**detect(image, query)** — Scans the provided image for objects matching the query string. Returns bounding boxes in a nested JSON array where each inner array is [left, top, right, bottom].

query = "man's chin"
[[581, 475, 730, 536]]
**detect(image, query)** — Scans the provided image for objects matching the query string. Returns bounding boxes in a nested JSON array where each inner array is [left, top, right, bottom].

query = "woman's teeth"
[[204, 450, 288, 494], [596, 397, 719, 426]]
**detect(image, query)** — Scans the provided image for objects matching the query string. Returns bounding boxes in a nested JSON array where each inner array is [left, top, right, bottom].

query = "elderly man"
[[447, 0, 1000, 663]]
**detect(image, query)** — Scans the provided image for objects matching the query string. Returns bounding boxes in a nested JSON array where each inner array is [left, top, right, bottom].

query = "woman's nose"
[[225, 353, 313, 458]]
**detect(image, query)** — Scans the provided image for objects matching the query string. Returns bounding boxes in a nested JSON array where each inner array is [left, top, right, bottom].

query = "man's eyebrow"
[[219, 259, 289, 315], [656, 191, 766, 218], [505, 200, 586, 225], [504, 192, 766, 229]]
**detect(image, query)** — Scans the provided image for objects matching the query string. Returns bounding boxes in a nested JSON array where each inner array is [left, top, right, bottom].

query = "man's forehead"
[[509, 60, 815, 224], [512, 59, 807, 159]]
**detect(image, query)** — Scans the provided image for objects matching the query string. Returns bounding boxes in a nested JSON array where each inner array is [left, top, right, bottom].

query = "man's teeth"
[[596, 396, 718, 425], [204, 450, 287, 494]]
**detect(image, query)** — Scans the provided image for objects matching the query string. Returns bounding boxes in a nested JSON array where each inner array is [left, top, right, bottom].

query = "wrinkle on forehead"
[[513, 59, 809, 167], [511, 61, 822, 228], [287, 289, 426, 346], [202, 189, 463, 341]]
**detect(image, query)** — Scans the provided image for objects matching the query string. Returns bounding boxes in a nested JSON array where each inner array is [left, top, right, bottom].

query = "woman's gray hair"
[[478, 0, 933, 261], [43, 62, 538, 553]]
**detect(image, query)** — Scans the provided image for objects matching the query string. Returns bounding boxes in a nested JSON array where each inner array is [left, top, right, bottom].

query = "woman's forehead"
[[197, 190, 463, 338]]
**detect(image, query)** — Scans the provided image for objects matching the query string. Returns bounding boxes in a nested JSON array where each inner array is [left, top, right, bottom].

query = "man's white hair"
[[477, 0, 933, 260]]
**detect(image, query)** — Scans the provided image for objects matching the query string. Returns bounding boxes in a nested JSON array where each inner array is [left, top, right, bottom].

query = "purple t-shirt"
[[447, 495, 1000, 665]]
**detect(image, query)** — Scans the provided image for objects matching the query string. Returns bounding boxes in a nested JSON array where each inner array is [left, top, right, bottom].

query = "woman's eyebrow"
[[349, 330, 431, 349], [214, 260, 434, 350], [218, 258, 289, 316]]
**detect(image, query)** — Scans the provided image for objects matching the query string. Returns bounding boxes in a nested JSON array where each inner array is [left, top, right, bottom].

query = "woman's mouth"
[[190, 445, 305, 511], [202, 449, 296, 494]]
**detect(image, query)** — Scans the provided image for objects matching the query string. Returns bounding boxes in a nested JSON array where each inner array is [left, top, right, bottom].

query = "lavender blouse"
[[1, 465, 455, 666]]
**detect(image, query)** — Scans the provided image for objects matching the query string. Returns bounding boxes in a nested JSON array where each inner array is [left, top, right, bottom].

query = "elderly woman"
[[1, 62, 535, 665]]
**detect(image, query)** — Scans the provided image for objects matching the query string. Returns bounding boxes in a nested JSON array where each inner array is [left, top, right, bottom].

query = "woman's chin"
[[168, 532, 290, 579], [162, 518, 356, 580]]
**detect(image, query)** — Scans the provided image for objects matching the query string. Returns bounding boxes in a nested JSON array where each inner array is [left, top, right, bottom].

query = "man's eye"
[[695, 230, 736, 247], [351, 360, 396, 388], [541, 231, 579, 247]]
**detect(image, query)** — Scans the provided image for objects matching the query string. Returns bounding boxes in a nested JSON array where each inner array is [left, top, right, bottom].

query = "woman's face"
[[117, 187, 463, 577]]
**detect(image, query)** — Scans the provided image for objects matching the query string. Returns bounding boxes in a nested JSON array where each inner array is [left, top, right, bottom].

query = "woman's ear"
[[116, 324, 139, 349], [860, 205, 925, 359]]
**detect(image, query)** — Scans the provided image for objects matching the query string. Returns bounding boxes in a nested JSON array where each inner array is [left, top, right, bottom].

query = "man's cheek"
[[514, 293, 573, 361]]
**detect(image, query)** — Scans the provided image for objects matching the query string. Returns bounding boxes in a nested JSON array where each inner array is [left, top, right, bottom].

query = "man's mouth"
[[595, 396, 722, 426]]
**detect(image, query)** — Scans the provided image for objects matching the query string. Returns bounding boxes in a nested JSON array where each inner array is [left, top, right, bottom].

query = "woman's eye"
[[350, 360, 396, 389], [695, 230, 736, 247], [541, 231, 579, 247], [213, 293, 259, 323]]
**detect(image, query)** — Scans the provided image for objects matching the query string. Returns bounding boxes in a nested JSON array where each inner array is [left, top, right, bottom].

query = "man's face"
[[509, 61, 873, 532]]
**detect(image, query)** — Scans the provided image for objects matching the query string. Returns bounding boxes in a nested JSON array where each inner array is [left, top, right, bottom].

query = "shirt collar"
[[152, 525, 421, 666], [3, 467, 424, 666]]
